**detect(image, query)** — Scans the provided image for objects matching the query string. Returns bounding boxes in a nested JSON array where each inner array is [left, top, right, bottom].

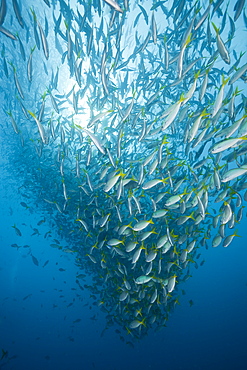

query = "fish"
[[229, 63, 247, 85], [6, 111, 19, 134], [233, 0, 245, 21], [17, 34, 26, 61], [43, 260, 49, 267], [212, 22, 230, 64], [104, 0, 123, 13], [43, 0, 50, 8], [167, 275, 177, 293], [23, 294, 32, 300], [211, 137, 246, 154], [211, 75, 229, 118], [31, 228, 40, 236], [27, 46, 36, 83], [223, 231, 240, 248], [129, 319, 146, 329], [38, 20, 49, 60], [221, 166, 247, 183], [31, 255, 39, 266], [20, 202, 29, 208], [11, 243, 21, 250], [73, 318, 81, 323], [132, 219, 154, 232], [77, 127, 106, 155], [12, 224, 22, 236], [1, 349, 8, 360], [135, 275, 153, 284], [0, 25, 17, 40], [37, 218, 45, 226], [12, 0, 24, 28], [28, 110, 47, 144], [0, 0, 7, 25]]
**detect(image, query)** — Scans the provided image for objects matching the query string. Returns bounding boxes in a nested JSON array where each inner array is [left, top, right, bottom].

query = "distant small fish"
[[11, 243, 21, 250], [44, 231, 51, 238], [37, 218, 46, 226], [12, 225, 22, 236], [31, 228, 40, 236], [73, 318, 81, 323], [31, 254, 39, 266], [1, 349, 8, 360], [43, 260, 49, 267], [20, 202, 29, 208], [23, 294, 32, 301], [189, 300, 194, 307], [50, 244, 62, 249]]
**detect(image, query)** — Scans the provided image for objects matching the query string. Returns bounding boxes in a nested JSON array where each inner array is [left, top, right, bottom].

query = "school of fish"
[[1, 0, 247, 339]]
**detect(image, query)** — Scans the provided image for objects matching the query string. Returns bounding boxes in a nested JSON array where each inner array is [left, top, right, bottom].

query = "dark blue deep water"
[[1, 177, 247, 369], [1, 1, 247, 369]]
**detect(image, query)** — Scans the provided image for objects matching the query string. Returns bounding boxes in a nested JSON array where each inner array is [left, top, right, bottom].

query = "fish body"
[[135, 275, 152, 284], [104, 0, 123, 13], [28, 111, 47, 144], [133, 220, 154, 232], [221, 167, 247, 183], [212, 22, 230, 64], [12, 0, 24, 28]]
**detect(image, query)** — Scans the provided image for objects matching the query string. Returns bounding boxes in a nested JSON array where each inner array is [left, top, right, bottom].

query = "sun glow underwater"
[[1, 0, 247, 341]]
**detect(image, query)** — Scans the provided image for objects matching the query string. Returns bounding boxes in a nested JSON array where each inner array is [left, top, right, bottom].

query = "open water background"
[[1, 0, 247, 369]]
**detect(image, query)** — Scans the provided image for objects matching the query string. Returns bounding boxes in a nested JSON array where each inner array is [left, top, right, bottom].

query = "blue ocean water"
[[1, 0, 247, 369], [1, 170, 247, 369]]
